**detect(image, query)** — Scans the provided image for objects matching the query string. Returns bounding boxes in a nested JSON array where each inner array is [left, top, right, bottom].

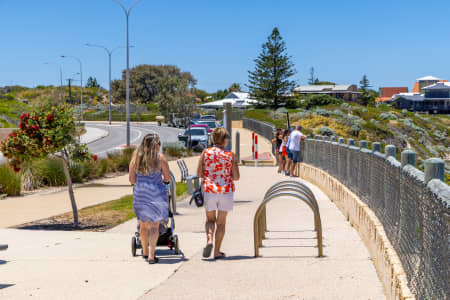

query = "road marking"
[[94, 127, 143, 155]]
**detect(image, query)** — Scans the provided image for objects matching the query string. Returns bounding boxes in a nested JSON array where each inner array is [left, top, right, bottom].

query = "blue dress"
[[133, 168, 168, 223]]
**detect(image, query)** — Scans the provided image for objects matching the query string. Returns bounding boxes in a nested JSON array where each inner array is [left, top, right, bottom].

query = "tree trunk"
[[57, 155, 78, 226]]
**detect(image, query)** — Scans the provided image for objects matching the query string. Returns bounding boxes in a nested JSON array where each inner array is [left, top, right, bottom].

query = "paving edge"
[[297, 163, 415, 300]]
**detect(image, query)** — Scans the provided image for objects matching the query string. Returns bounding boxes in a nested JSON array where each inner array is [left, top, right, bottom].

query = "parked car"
[[197, 120, 220, 132], [178, 127, 209, 149], [191, 123, 210, 134], [199, 115, 216, 121]]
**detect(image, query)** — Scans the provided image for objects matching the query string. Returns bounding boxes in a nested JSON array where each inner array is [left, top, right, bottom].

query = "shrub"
[[351, 124, 361, 136], [69, 163, 84, 183], [163, 142, 186, 158], [332, 109, 346, 118], [341, 103, 351, 109], [34, 158, 66, 186], [380, 112, 398, 120], [318, 126, 335, 136], [314, 108, 331, 117], [302, 94, 342, 109], [0, 164, 21, 196]]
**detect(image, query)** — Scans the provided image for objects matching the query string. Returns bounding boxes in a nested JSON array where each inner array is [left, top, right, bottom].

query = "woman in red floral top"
[[197, 127, 240, 259]]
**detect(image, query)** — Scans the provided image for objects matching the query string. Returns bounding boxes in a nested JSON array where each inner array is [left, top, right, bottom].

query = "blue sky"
[[1, 0, 450, 93]]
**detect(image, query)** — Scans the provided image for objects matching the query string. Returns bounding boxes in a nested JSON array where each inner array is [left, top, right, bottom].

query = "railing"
[[242, 118, 276, 153], [300, 136, 449, 300], [253, 180, 323, 257]]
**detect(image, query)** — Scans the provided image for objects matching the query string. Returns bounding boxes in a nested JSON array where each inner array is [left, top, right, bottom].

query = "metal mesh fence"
[[302, 140, 449, 299], [347, 146, 360, 195], [359, 149, 372, 203]]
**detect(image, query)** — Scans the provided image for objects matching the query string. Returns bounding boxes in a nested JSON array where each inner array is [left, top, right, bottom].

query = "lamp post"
[[112, 0, 143, 146], [44, 62, 64, 102], [61, 55, 83, 121], [85, 43, 132, 125]]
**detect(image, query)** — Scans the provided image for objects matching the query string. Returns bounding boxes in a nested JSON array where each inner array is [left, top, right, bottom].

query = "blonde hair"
[[133, 133, 161, 174], [212, 127, 229, 147]]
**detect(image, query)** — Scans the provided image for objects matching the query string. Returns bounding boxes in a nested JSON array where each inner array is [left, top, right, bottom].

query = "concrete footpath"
[[0, 127, 262, 228], [0, 156, 199, 228], [80, 126, 109, 144], [0, 167, 385, 300]]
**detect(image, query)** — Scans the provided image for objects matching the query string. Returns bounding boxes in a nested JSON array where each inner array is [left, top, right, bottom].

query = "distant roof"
[[423, 82, 450, 90], [416, 75, 441, 81], [293, 84, 356, 92], [200, 92, 258, 108], [393, 93, 424, 102], [379, 87, 408, 98]]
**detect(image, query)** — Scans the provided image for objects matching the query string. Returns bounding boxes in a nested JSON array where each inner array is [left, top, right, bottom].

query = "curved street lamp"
[[85, 43, 134, 125], [61, 55, 83, 121], [112, 0, 143, 146]]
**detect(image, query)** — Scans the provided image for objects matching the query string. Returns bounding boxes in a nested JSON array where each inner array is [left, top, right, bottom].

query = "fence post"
[[360, 140, 368, 149], [338, 137, 345, 144], [348, 139, 355, 146], [235, 131, 240, 164], [224, 102, 232, 151], [424, 158, 445, 183], [401, 149, 416, 167], [331, 136, 336, 142], [385, 145, 396, 158], [372, 142, 381, 153]]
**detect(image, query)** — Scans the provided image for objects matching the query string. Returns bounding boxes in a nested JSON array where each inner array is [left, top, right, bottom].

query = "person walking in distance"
[[197, 127, 240, 259], [286, 126, 306, 177]]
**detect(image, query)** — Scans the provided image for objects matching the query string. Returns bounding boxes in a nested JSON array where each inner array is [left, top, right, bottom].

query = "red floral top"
[[202, 147, 235, 194]]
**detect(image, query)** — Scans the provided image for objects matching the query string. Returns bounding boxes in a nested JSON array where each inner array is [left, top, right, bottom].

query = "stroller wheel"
[[174, 235, 180, 255], [131, 236, 137, 257]]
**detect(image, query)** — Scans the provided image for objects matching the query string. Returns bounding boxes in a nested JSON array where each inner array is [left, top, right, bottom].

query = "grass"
[[0, 164, 21, 196], [16, 180, 188, 231], [176, 181, 187, 197]]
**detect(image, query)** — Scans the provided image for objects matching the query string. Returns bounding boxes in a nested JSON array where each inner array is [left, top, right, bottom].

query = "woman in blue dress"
[[129, 133, 171, 264]]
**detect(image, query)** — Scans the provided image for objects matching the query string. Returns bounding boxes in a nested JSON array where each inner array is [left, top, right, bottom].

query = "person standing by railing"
[[272, 128, 283, 173], [286, 126, 306, 177], [280, 129, 290, 175]]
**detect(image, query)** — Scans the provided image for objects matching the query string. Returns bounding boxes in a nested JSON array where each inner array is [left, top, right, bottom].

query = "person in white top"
[[286, 126, 306, 177]]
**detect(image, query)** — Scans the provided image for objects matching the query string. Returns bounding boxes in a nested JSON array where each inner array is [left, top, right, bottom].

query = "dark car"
[[199, 115, 216, 121]]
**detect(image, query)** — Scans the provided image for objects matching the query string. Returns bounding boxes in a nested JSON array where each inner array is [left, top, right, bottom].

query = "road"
[[85, 122, 183, 157]]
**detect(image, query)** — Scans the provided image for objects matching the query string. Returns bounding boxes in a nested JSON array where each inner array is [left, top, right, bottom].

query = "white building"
[[200, 92, 259, 109]]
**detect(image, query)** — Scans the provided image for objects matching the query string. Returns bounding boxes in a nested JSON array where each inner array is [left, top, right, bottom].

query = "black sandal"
[[148, 257, 159, 264], [203, 243, 213, 258], [142, 255, 149, 260], [214, 252, 226, 260]]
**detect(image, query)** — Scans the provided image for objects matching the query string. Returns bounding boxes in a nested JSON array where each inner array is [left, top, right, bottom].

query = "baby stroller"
[[131, 172, 180, 256]]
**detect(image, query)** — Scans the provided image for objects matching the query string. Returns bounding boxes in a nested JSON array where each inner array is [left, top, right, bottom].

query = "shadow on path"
[[0, 284, 15, 290]]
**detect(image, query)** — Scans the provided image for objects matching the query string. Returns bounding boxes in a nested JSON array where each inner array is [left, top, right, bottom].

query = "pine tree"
[[359, 74, 371, 90], [86, 76, 100, 88], [247, 27, 296, 108]]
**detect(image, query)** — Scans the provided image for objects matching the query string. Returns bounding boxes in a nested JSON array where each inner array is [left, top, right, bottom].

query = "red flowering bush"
[[1, 105, 92, 172], [0, 105, 94, 225]]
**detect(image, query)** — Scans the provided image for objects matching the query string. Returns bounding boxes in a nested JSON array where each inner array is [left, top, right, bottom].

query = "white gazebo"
[[200, 92, 258, 109]]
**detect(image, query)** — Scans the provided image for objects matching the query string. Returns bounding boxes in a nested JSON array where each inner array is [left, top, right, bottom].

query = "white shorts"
[[204, 192, 234, 212]]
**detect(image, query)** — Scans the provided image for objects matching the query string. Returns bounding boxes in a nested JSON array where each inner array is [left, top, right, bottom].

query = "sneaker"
[[281, 171, 285, 175]]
